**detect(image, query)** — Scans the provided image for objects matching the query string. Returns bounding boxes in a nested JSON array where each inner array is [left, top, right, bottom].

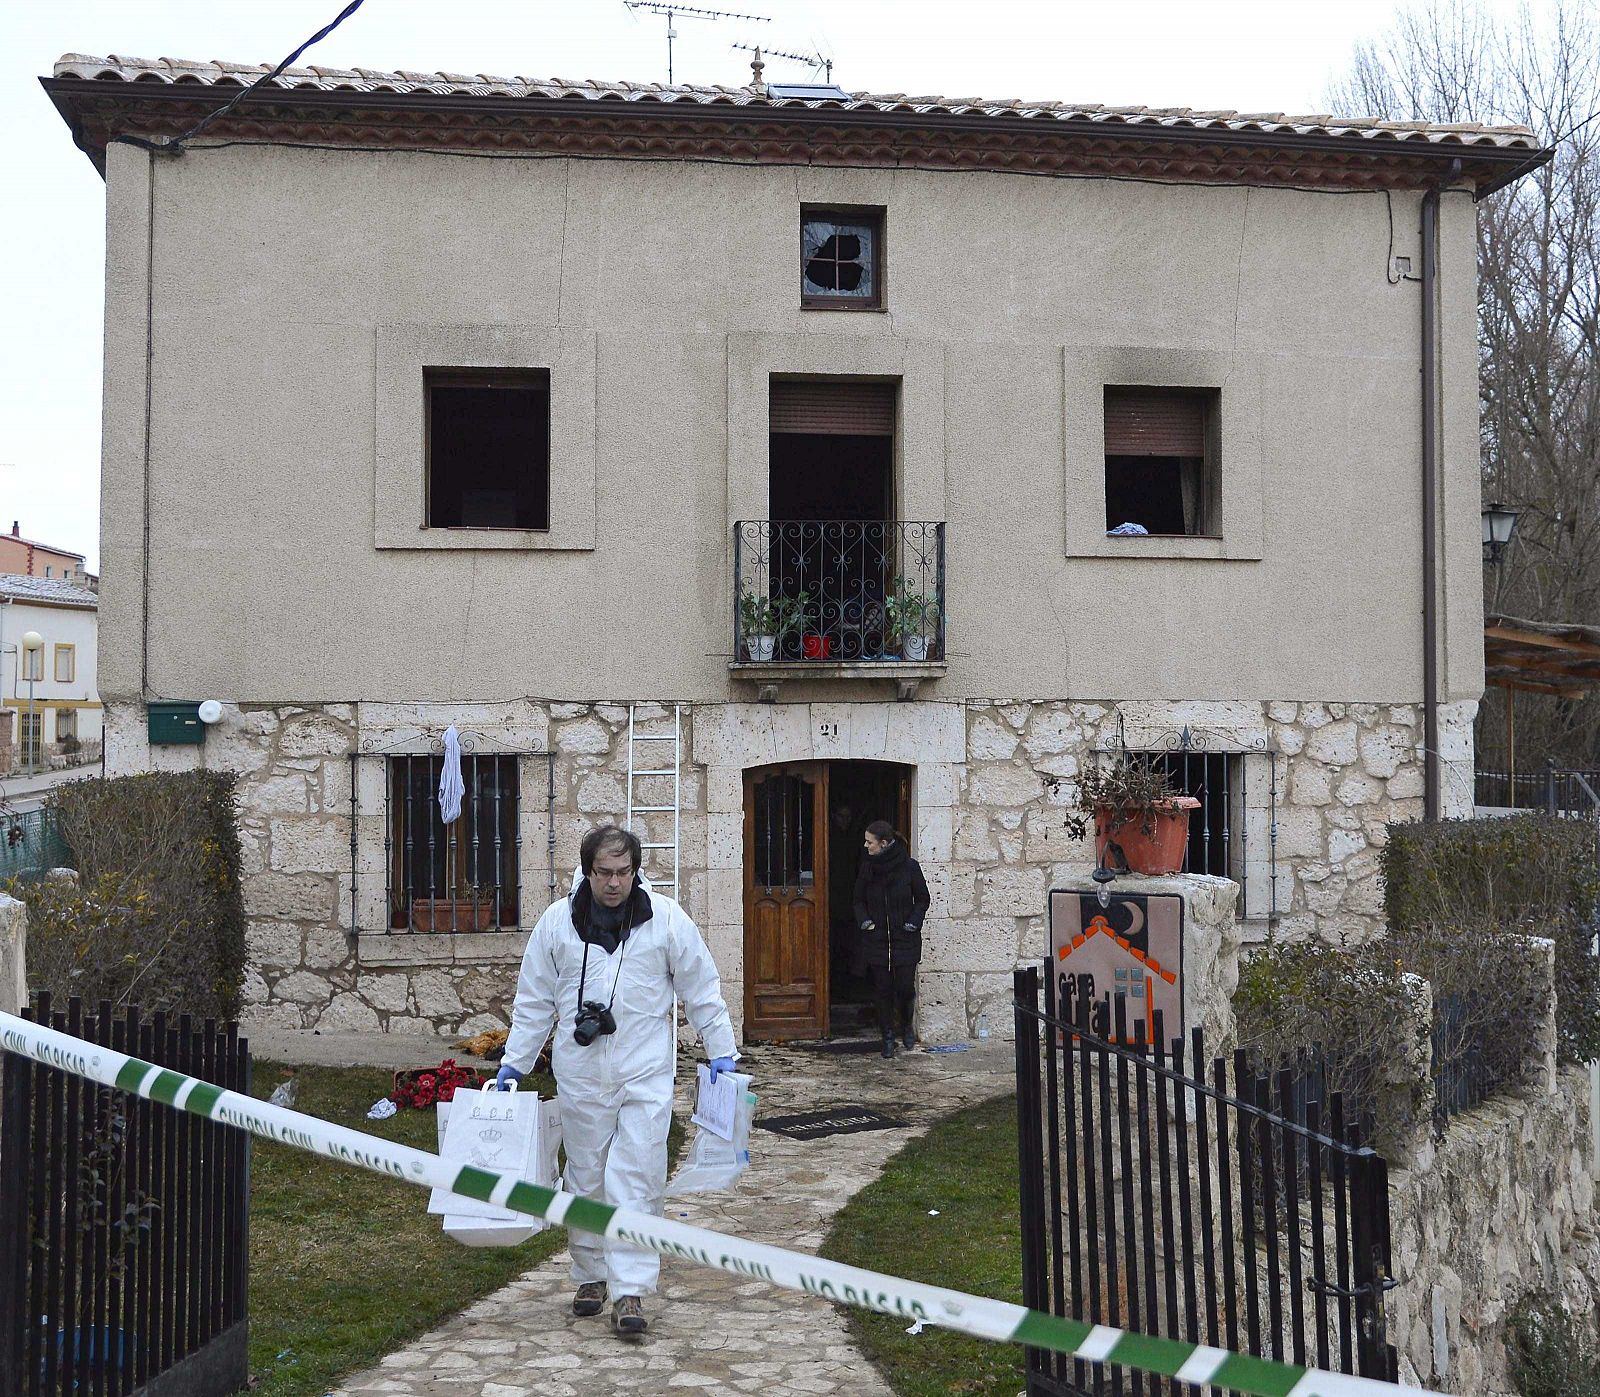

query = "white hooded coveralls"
[[502, 880, 737, 1295]]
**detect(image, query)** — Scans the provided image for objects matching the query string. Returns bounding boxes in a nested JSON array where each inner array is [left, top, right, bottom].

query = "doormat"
[[757, 1105, 908, 1140]]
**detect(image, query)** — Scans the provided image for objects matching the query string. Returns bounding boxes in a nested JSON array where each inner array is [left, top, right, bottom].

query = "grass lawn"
[[246, 1060, 564, 1397], [820, 1093, 1025, 1397]]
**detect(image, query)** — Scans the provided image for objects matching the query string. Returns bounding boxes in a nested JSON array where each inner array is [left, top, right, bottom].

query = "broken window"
[[1103, 387, 1218, 536], [801, 208, 883, 308], [425, 369, 550, 530]]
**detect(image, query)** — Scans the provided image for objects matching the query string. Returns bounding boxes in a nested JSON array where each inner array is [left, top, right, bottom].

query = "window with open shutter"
[[1104, 387, 1217, 537]]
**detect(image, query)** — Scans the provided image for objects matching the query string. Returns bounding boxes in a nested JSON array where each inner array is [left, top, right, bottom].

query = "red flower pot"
[[1093, 797, 1201, 875], [801, 633, 833, 659]]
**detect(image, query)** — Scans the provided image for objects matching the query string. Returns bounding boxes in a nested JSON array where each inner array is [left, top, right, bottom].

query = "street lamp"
[[20, 631, 42, 774], [1482, 503, 1521, 565]]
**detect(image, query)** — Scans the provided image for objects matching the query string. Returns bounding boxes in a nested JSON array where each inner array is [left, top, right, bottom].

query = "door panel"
[[744, 763, 829, 1040]]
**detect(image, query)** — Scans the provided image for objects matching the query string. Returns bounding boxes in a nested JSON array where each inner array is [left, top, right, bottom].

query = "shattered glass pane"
[[802, 218, 875, 299]]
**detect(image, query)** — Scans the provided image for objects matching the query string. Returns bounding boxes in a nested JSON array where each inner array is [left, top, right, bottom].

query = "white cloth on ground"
[[502, 879, 737, 1295], [438, 724, 466, 824]]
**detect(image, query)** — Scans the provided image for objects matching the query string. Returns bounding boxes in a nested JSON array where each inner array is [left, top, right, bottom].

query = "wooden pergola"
[[1484, 615, 1600, 782]]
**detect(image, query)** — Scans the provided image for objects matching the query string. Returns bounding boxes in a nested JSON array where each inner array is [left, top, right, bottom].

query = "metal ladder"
[[626, 703, 682, 902]]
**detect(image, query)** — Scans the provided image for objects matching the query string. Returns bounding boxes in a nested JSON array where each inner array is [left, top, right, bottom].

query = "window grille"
[[384, 753, 520, 931]]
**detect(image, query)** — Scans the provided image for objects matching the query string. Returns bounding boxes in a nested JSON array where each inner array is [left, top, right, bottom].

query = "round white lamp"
[[198, 700, 224, 725], [21, 630, 42, 653]]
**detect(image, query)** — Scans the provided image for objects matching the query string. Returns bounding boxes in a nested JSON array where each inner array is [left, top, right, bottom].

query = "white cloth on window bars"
[[438, 724, 466, 825]]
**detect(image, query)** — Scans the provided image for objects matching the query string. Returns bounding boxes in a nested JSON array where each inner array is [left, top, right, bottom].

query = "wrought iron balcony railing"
[[733, 520, 946, 664]]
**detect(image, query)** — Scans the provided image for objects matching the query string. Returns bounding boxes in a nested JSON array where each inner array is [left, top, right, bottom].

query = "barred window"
[[1136, 750, 1239, 881], [387, 755, 519, 931]]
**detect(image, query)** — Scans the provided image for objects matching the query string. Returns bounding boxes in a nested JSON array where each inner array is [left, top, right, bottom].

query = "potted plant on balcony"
[[410, 884, 498, 932], [883, 575, 941, 661], [739, 589, 809, 661], [1063, 757, 1200, 876]]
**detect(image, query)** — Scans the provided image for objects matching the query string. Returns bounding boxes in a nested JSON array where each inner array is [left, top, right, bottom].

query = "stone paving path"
[[333, 1039, 1015, 1397]]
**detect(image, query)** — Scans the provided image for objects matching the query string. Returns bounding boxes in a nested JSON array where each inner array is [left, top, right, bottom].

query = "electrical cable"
[[111, 0, 367, 156]]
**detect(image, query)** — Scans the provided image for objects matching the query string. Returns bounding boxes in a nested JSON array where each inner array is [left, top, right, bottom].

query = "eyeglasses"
[[592, 867, 632, 883]]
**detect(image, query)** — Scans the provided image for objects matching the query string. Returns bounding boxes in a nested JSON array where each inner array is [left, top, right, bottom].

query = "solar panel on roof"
[[768, 83, 848, 100]]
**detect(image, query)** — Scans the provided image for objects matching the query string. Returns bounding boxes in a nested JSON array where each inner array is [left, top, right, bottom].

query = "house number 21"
[[818, 722, 839, 739]]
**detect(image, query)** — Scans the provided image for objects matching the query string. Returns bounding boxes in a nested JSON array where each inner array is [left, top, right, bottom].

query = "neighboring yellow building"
[[0, 574, 103, 773], [0, 522, 97, 589]]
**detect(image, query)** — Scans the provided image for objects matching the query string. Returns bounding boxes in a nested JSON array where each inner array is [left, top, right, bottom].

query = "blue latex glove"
[[494, 1063, 524, 1091], [707, 1056, 737, 1084]]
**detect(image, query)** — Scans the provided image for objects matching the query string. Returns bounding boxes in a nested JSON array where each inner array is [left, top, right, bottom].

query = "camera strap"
[[576, 898, 637, 1012]]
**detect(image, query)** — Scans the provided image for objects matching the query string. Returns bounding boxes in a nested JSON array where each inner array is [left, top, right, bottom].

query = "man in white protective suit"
[[495, 823, 739, 1337]]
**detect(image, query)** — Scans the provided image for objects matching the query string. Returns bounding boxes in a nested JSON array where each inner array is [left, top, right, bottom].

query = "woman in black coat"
[[852, 820, 931, 1058]]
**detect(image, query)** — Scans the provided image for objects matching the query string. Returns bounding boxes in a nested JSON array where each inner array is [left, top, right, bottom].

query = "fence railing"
[[1475, 766, 1600, 813], [0, 993, 250, 1396], [732, 520, 945, 663], [1014, 966, 1397, 1397], [0, 807, 72, 886]]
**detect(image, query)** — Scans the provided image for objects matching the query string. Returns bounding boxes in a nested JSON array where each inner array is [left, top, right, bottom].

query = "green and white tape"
[[0, 1011, 1440, 1397]]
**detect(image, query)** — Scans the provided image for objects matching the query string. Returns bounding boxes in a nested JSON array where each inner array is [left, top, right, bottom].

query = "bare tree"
[[1331, 1, 1600, 770]]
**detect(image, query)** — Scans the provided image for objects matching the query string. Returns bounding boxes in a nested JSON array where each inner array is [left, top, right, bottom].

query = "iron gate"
[[1014, 966, 1397, 1396]]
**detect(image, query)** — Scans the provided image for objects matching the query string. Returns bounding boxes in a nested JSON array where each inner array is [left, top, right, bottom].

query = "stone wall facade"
[[102, 692, 1473, 1039], [1382, 940, 1600, 1394]]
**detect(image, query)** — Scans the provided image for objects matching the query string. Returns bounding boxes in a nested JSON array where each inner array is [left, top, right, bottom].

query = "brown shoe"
[[572, 1281, 606, 1317], [612, 1294, 648, 1336]]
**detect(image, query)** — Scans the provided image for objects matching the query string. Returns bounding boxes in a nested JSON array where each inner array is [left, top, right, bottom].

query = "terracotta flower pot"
[[410, 897, 496, 933], [1093, 796, 1201, 875]]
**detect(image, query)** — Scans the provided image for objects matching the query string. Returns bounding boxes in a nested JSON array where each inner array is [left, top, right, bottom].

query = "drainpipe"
[[1419, 161, 1459, 823]]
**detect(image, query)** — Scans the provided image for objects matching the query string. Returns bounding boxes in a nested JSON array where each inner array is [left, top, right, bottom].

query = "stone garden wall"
[[1380, 939, 1600, 1394], [100, 692, 1473, 1039]]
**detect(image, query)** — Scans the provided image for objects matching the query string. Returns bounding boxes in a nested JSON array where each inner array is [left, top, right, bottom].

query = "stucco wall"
[[98, 141, 1483, 713]]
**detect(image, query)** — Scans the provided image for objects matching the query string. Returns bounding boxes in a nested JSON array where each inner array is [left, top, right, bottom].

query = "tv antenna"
[[624, 2, 770, 85], [731, 41, 832, 85]]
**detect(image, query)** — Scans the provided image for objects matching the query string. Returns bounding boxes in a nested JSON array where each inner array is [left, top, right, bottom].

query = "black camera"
[[573, 1000, 617, 1047]]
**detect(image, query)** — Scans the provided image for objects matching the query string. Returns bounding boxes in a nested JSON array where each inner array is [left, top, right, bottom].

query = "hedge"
[[1382, 814, 1600, 1064], [15, 771, 247, 1018]]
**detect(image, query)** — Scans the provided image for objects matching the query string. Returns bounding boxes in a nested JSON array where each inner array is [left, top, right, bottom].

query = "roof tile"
[[51, 53, 1540, 148]]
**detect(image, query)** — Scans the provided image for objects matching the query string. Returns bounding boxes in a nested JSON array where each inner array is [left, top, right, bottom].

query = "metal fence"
[[1475, 766, 1600, 813], [732, 520, 945, 662], [0, 994, 251, 1396], [1014, 966, 1397, 1397], [0, 807, 72, 885]]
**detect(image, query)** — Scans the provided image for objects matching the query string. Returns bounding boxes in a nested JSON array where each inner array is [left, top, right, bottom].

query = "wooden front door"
[[743, 763, 829, 1040]]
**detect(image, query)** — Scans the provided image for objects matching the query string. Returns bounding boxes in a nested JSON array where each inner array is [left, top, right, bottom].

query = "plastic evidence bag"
[[665, 1071, 756, 1197]]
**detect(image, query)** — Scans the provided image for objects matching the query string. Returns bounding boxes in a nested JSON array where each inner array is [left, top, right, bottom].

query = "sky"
[[0, 0, 1530, 572]]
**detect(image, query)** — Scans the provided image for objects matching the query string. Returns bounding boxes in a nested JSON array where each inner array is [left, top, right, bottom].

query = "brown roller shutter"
[[770, 380, 896, 436], [1104, 388, 1207, 456]]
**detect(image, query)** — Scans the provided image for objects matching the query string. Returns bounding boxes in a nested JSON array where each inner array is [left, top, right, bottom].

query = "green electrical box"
[[147, 700, 205, 745]]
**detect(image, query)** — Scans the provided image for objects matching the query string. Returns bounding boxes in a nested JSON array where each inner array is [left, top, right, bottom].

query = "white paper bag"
[[431, 1081, 549, 1247], [665, 1072, 756, 1196]]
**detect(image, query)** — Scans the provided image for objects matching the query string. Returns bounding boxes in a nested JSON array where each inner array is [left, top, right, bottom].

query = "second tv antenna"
[[624, 2, 770, 85]]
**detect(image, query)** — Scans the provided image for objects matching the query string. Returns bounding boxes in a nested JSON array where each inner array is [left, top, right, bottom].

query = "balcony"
[[731, 520, 946, 700]]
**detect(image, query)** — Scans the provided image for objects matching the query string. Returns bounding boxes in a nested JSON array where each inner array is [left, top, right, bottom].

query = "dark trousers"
[[869, 962, 918, 1038]]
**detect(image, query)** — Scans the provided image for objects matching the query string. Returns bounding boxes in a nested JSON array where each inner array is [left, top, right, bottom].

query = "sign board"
[[1047, 889, 1185, 1045]]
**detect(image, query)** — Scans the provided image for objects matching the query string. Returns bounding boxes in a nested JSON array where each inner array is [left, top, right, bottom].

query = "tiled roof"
[[52, 53, 1540, 151], [0, 575, 98, 609]]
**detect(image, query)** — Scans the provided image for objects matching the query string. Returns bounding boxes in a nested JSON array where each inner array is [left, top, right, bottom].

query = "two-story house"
[[44, 54, 1547, 1041], [0, 574, 103, 771]]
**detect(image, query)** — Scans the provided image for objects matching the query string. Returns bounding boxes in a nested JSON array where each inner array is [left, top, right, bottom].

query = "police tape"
[[0, 1010, 1440, 1397]]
